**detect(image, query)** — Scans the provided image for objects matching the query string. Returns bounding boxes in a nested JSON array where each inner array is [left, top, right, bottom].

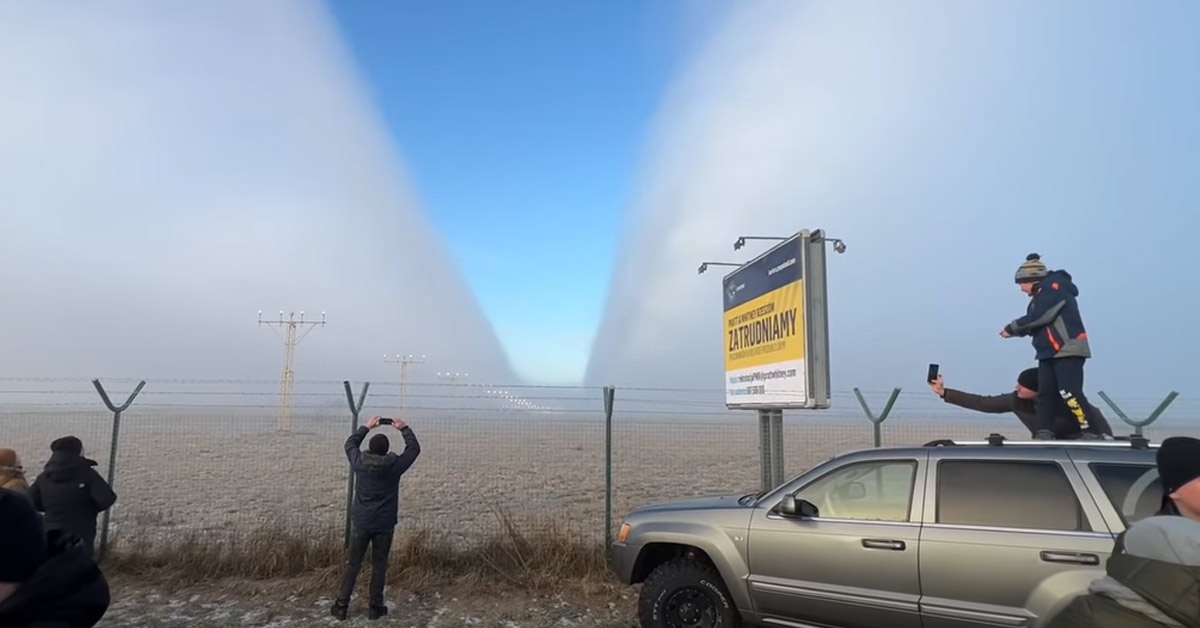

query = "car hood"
[[629, 493, 749, 514]]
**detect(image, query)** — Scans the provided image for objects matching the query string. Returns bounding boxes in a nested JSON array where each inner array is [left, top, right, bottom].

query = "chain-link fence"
[[0, 378, 1195, 558]]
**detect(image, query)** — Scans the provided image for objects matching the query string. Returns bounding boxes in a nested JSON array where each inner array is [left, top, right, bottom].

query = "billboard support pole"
[[758, 410, 773, 492], [769, 408, 785, 487]]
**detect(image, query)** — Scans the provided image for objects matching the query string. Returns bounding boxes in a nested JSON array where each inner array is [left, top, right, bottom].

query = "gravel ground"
[[97, 579, 638, 628], [0, 409, 1079, 545]]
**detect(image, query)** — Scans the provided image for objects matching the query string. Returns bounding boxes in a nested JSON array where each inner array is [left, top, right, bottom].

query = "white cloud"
[[0, 0, 515, 383], [587, 0, 1200, 400]]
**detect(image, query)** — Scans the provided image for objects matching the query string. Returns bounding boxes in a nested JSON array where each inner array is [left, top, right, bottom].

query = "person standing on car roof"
[[331, 415, 421, 622], [1000, 253, 1104, 440], [1042, 436, 1200, 628], [929, 367, 1114, 439]]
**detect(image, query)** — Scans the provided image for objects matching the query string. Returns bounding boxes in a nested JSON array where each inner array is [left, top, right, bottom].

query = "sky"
[[586, 0, 1200, 404], [0, 1, 515, 384], [1, 1, 1198, 410], [326, 1, 731, 383]]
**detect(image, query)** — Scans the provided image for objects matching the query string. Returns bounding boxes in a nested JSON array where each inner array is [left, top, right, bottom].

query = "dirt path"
[[97, 579, 639, 628]]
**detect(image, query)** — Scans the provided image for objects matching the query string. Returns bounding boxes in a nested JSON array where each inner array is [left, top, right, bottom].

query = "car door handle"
[[861, 538, 906, 551], [1040, 551, 1100, 566]]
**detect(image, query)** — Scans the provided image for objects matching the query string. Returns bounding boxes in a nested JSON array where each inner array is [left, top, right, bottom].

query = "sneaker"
[[1033, 429, 1056, 440], [368, 605, 389, 620], [1080, 431, 1104, 441], [330, 601, 349, 621]]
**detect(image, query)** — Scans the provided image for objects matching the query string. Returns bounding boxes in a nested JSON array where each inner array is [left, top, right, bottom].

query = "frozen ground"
[[97, 579, 637, 628]]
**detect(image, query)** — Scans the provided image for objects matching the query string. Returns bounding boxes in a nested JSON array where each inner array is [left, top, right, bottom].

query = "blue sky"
[[328, 2, 728, 383]]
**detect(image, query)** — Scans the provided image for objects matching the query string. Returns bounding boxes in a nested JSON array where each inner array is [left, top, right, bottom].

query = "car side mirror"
[[780, 495, 819, 519]]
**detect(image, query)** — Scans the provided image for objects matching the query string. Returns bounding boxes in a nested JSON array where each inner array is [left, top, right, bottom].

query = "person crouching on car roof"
[[930, 367, 1114, 439]]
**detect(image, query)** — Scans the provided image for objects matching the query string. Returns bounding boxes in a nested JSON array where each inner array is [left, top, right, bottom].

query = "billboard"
[[722, 230, 831, 409]]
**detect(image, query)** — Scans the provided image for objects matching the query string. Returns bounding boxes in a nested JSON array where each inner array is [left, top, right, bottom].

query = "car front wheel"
[[638, 558, 740, 628]]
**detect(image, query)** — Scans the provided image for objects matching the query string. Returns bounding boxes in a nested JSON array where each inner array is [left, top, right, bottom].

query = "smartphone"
[[378, 418, 394, 425], [927, 363, 939, 383]]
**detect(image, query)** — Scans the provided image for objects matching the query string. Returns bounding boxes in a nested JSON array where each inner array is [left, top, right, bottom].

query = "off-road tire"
[[638, 558, 740, 628]]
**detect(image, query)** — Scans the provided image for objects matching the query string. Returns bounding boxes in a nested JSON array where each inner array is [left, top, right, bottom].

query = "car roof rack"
[[924, 433, 1156, 450]]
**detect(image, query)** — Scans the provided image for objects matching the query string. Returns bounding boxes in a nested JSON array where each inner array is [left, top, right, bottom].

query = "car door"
[[917, 452, 1115, 628], [747, 454, 927, 628]]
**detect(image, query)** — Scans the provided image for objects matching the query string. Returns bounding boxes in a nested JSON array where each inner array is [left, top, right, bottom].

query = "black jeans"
[[337, 528, 394, 608], [1036, 357, 1098, 435]]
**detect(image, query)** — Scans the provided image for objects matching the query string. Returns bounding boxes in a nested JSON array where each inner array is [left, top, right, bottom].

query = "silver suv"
[[611, 435, 1163, 628]]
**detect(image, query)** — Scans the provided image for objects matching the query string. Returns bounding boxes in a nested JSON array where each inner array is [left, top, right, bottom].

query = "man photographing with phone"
[[929, 366, 1112, 439], [331, 415, 421, 621]]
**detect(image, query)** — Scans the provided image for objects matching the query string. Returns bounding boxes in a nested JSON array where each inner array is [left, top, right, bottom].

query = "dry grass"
[[102, 505, 614, 597]]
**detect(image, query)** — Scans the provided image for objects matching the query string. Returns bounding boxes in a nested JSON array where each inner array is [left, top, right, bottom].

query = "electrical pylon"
[[259, 310, 326, 431], [384, 354, 425, 416]]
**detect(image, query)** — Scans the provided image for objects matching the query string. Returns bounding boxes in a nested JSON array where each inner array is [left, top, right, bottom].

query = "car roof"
[[829, 434, 1158, 464]]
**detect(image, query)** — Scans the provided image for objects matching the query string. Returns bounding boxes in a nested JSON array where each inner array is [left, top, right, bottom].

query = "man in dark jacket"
[[1042, 436, 1200, 628], [1001, 253, 1099, 440], [0, 487, 111, 628], [929, 368, 1113, 439], [29, 436, 117, 557], [331, 415, 421, 621]]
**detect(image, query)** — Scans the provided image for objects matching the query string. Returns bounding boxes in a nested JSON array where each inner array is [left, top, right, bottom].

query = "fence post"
[[853, 388, 901, 447], [92, 378, 146, 561], [603, 386, 616, 551], [342, 381, 370, 549], [1097, 391, 1179, 437]]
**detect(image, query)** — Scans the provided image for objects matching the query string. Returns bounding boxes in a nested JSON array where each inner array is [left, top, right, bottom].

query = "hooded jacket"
[[0, 529, 111, 628], [1005, 269, 1091, 361], [29, 452, 117, 550], [345, 425, 421, 533], [1043, 515, 1200, 628]]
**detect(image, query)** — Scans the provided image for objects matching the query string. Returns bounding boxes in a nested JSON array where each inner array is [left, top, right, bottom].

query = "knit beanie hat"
[[50, 435, 83, 456], [1014, 253, 1049, 284], [0, 488, 46, 583], [1017, 368, 1039, 392], [368, 434, 390, 456], [1157, 436, 1200, 495], [0, 448, 19, 469]]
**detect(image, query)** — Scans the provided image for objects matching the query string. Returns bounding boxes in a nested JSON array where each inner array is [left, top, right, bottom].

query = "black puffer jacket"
[[29, 452, 117, 553], [345, 425, 421, 533], [1043, 515, 1200, 628], [0, 529, 111, 628]]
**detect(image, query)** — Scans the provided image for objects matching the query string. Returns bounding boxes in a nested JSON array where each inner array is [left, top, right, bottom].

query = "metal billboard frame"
[[722, 229, 832, 411]]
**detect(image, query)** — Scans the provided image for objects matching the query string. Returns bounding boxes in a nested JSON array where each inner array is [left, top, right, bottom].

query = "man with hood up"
[[331, 415, 421, 621], [1043, 436, 1200, 628], [0, 487, 111, 628], [29, 436, 117, 557], [1001, 253, 1104, 440]]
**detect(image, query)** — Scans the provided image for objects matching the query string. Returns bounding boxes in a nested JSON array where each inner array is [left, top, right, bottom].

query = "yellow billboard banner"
[[725, 280, 806, 372]]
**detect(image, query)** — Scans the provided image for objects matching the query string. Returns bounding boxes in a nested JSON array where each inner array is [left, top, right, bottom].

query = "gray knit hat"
[[1014, 253, 1048, 284]]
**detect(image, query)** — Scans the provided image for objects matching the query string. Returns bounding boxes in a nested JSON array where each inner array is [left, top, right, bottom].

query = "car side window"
[[1090, 463, 1162, 527], [937, 460, 1088, 531], [792, 460, 917, 522]]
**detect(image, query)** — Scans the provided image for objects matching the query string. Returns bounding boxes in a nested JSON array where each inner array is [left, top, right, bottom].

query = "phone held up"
[[927, 363, 939, 383], [378, 417, 394, 426]]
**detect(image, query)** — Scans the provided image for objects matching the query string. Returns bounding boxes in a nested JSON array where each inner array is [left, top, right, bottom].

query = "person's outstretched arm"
[[388, 419, 421, 477], [942, 389, 1017, 414], [345, 415, 380, 472], [1005, 285, 1066, 337], [931, 375, 1015, 414]]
